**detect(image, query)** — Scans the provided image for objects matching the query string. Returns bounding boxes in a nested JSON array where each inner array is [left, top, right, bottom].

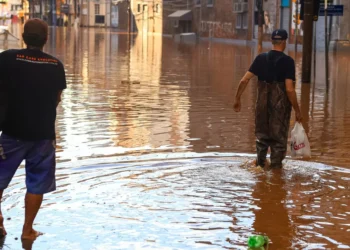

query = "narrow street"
[[1, 27, 350, 249]]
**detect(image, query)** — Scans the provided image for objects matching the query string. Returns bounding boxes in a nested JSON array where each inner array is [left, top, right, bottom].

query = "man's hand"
[[295, 111, 303, 123], [233, 98, 241, 112]]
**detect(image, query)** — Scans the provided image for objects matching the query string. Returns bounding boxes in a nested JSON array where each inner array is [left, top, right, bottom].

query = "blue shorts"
[[0, 134, 56, 194]]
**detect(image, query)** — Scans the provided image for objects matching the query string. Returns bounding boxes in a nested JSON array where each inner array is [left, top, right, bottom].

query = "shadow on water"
[[0, 26, 350, 249], [252, 169, 292, 249], [0, 237, 6, 249]]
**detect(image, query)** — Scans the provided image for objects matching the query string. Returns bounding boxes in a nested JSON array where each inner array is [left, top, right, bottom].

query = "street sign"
[[319, 5, 344, 16]]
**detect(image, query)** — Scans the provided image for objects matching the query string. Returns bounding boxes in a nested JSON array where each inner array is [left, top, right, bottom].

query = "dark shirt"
[[0, 49, 66, 140], [249, 50, 296, 82]]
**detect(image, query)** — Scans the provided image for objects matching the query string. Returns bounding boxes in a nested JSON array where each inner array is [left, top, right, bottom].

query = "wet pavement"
[[0, 27, 350, 249]]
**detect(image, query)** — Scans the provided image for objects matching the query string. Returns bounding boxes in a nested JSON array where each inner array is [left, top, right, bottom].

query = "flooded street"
[[1, 27, 350, 249]]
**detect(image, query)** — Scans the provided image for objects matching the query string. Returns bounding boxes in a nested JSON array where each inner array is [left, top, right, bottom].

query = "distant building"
[[80, 0, 111, 27], [76, 0, 349, 48]]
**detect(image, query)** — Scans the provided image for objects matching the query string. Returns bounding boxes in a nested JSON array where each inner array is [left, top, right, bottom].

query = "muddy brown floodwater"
[[0, 27, 350, 250]]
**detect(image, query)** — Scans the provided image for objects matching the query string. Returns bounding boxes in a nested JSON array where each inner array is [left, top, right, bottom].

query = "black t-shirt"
[[0, 49, 66, 140], [249, 50, 295, 82]]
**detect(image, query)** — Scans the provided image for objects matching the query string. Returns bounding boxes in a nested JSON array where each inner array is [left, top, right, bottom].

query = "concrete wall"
[[131, 0, 163, 34], [116, 1, 128, 30], [79, 0, 111, 27]]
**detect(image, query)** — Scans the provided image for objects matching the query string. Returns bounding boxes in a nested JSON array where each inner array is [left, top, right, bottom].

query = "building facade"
[[114, 0, 349, 47]]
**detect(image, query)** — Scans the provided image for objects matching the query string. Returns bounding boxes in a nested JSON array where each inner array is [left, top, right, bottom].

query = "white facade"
[[80, 0, 112, 27]]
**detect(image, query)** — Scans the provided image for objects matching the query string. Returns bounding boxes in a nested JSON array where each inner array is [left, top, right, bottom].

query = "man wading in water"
[[0, 19, 66, 240], [233, 29, 302, 168]]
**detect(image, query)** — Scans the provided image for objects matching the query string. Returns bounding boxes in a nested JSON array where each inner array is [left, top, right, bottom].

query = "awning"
[[168, 10, 192, 21]]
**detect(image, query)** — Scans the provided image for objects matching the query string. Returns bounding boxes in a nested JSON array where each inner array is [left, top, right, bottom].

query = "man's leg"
[[269, 113, 291, 168], [22, 193, 43, 240], [270, 143, 287, 168], [0, 134, 27, 237], [22, 139, 56, 240], [0, 190, 6, 237], [255, 82, 270, 167], [256, 138, 269, 167]]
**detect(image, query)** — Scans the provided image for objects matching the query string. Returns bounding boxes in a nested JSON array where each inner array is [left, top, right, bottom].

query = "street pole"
[[127, 0, 132, 51], [257, 0, 263, 53], [313, 21, 316, 80], [301, 0, 314, 83], [294, 0, 299, 57], [325, 0, 329, 90], [127, 0, 131, 33]]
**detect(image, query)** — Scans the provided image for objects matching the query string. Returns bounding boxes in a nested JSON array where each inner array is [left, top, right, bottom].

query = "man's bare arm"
[[233, 71, 255, 112], [285, 79, 302, 122], [235, 71, 255, 100]]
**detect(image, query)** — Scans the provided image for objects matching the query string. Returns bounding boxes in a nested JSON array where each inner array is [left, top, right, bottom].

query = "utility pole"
[[127, 0, 132, 52], [294, 0, 299, 56], [256, 0, 263, 53], [127, 0, 131, 34], [301, 0, 314, 83], [324, 0, 329, 90]]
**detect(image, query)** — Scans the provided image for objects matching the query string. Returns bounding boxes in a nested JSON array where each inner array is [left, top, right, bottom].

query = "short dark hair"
[[22, 18, 48, 48], [272, 40, 285, 45]]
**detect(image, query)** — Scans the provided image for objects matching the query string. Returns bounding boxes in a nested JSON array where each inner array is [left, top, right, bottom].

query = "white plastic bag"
[[290, 123, 311, 158]]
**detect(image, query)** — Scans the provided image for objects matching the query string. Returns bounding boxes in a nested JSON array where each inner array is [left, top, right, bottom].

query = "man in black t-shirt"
[[233, 29, 302, 168], [0, 19, 66, 240]]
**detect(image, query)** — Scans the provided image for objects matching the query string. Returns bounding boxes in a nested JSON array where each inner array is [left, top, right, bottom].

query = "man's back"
[[249, 50, 296, 83], [0, 48, 66, 140]]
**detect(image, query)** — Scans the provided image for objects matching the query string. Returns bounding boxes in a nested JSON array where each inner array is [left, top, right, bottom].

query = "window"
[[242, 12, 248, 29], [95, 15, 105, 24], [155, 3, 160, 13], [194, 0, 201, 7], [95, 4, 100, 15], [137, 4, 141, 12], [236, 14, 242, 29], [232, 0, 248, 13], [236, 12, 248, 30], [207, 0, 214, 6]]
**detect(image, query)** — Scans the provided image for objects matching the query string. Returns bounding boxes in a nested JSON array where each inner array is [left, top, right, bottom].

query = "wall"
[[192, 0, 254, 40], [162, 0, 189, 35], [116, 1, 128, 30], [79, 0, 109, 27], [131, 0, 162, 34]]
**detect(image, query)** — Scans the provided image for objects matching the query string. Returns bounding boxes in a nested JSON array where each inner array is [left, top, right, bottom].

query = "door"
[[142, 4, 148, 34], [111, 4, 119, 28]]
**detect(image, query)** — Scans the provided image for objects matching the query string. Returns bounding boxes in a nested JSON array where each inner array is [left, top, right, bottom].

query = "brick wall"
[[162, 0, 190, 35], [192, 0, 253, 40]]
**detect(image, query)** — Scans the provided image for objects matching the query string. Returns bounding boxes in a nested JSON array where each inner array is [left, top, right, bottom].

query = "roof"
[[168, 10, 192, 21]]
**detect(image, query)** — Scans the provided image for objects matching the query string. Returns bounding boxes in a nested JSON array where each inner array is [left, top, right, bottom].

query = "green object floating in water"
[[247, 235, 269, 248]]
